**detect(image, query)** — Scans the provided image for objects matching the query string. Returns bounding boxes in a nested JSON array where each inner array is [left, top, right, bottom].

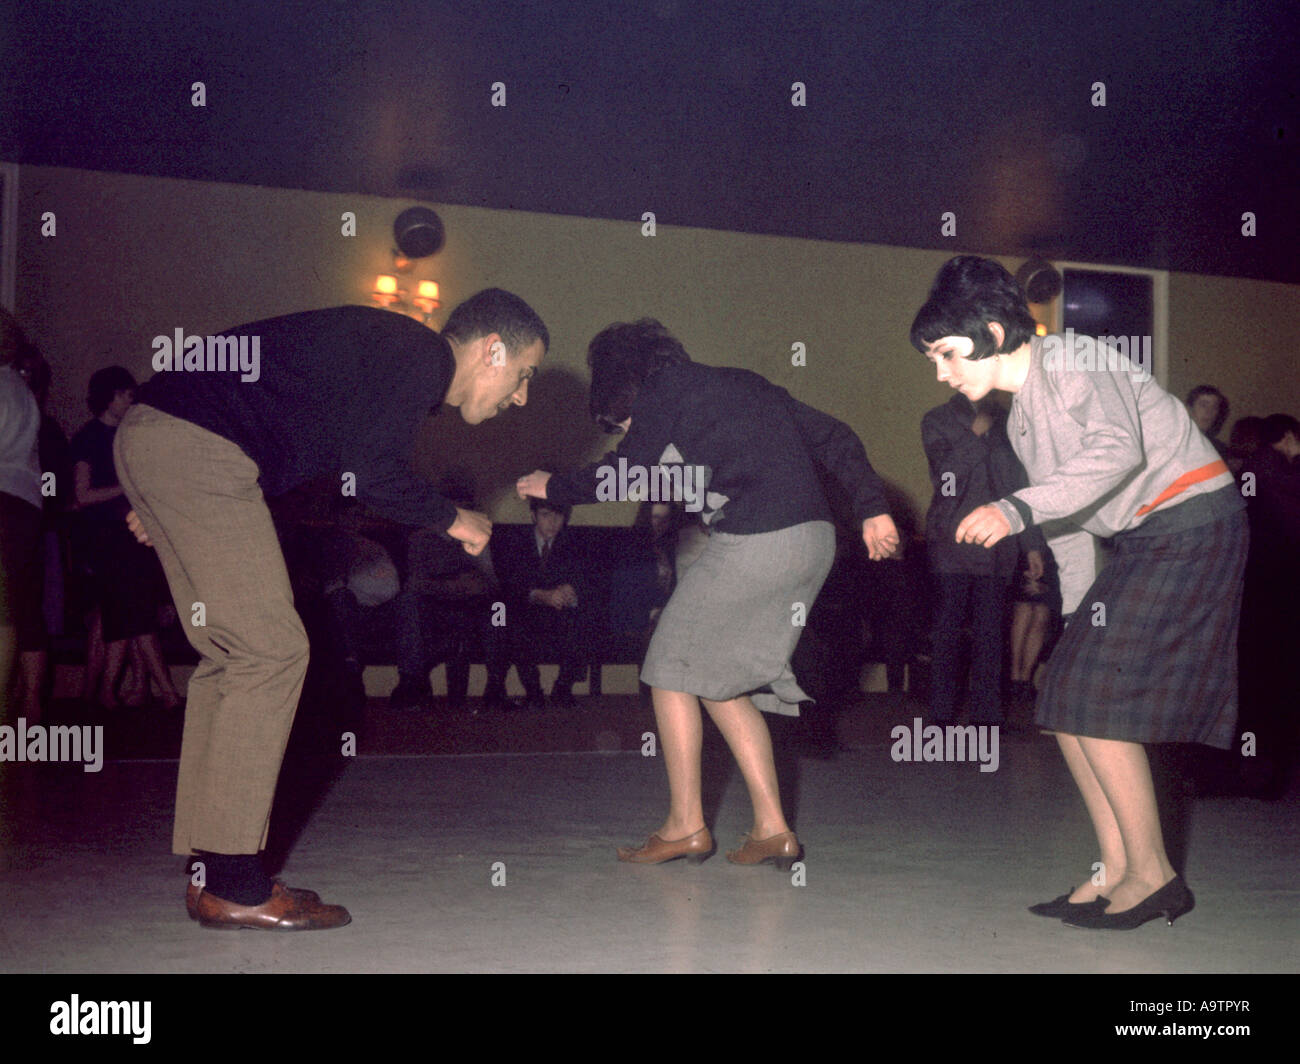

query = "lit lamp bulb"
[[373, 274, 400, 307], [413, 280, 440, 313]]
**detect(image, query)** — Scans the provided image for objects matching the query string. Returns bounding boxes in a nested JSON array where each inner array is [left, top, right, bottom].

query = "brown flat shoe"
[[186, 879, 322, 920], [195, 881, 351, 931], [617, 826, 714, 864], [726, 830, 801, 870]]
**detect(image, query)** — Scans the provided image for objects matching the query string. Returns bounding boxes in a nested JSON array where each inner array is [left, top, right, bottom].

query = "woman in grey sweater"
[[911, 256, 1247, 930]]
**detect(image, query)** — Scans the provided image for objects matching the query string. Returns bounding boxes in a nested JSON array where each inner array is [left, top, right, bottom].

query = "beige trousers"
[[114, 404, 309, 855]]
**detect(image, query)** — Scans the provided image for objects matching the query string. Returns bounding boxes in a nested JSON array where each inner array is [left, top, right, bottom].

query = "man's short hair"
[[87, 366, 136, 416], [910, 256, 1039, 360], [442, 288, 549, 356], [529, 497, 571, 522], [1185, 385, 1230, 436], [587, 318, 691, 433]]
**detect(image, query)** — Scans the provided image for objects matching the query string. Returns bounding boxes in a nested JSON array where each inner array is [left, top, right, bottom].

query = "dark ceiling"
[[3, 0, 1298, 283]]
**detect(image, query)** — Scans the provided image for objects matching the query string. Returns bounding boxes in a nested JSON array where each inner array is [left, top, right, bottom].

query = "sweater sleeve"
[[985, 416, 1047, 553], [782, 391, 891, 522], [545, 405, 674, 508], [344, 441, 459, 532], [999, 362, 1144, 530]]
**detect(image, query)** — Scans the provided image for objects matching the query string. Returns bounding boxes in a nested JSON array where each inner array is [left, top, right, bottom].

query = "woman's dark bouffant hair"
[[587, 318, 691, 433], [910, 256, 1039, 360]]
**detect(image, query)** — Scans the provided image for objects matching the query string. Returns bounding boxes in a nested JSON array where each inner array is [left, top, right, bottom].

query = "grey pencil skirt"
[[640, 520, 836, 716]]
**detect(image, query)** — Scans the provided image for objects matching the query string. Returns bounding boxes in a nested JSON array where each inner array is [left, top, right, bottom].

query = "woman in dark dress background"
[[70, 367, 181, 709]]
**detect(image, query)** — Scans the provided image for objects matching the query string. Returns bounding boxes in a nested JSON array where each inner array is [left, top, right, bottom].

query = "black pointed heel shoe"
[[1062, 875, 1194, 930], [1027, 892, 1108, 919]]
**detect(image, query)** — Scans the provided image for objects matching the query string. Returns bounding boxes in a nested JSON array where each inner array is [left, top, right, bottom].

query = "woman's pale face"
[[921, 336, 999, 402]]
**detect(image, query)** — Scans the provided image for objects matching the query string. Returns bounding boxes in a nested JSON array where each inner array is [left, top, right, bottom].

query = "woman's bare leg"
[[1010, 602, 1031, 680], [120, 639, 148, 705], [134, 632, 181, 706], [99, 638, 128, 707], [1020, 603, 1050, 682], [1076, 735, 1176, 912], [701, 695, 790, 839], [649, 687, 707, 839], [1055, 733, 1127, 902], [1010, 602, 1051, 682]]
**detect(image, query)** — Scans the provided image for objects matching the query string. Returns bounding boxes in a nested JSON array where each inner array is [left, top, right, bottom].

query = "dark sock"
[[193, 851, 273, 905]]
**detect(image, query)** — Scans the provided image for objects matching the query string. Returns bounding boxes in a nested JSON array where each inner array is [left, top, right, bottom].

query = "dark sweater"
[[546, 362, 890, 534], [135, 306, 459, 531]]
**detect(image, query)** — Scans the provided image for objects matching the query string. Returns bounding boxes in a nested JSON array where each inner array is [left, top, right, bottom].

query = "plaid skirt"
[[1036, 504, 1248, 748], [641, 520, 835, 716]]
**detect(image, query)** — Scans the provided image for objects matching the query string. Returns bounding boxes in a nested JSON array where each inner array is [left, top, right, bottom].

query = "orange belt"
[[1135, 460, 1229, 517]]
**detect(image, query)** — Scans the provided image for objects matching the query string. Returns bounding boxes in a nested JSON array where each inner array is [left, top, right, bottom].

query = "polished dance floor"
[[1, 692, 1295, 974]]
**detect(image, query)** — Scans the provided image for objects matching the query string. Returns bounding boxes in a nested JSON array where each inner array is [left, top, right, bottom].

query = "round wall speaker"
[[394, 207, 445, 259], [1015, 258, 1062, 303]]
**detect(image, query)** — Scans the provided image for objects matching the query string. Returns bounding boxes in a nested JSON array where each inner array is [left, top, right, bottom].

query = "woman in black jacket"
[[518, 319, 898, 867]]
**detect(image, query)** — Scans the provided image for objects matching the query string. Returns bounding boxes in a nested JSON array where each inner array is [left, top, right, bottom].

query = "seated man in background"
[[320, 525, 401, 710], [390, 473, 499, 713], [488, 498, 593, 709]]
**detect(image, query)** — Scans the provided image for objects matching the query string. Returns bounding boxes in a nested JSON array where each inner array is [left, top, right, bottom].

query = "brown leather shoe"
[[186, 879, 322, 920], [617, 826, 714, 864], [726, 830, 801, 870], [195, 881, 351, 931]]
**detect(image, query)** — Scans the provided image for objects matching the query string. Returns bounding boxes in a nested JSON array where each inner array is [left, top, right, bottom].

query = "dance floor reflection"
[[0, 694, 1294, 973]]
